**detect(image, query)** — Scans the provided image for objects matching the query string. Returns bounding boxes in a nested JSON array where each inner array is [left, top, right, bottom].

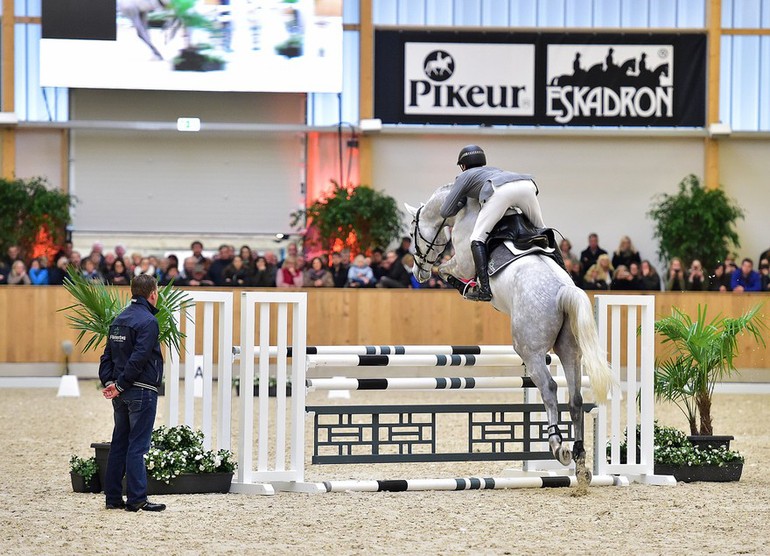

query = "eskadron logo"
[[404, 42, 535, 116], [546, 44, 674, 124]]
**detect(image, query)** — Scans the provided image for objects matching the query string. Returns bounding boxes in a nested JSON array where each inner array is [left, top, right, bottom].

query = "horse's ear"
[[404, 203, 419, 216]]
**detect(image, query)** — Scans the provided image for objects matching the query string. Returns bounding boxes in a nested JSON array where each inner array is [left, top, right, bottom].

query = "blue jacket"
[[99, 296, 163, 393], [730, 269, 762, 292]]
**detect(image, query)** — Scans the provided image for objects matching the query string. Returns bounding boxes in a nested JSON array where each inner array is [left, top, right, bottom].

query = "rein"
[[411, 206, 448, 276]]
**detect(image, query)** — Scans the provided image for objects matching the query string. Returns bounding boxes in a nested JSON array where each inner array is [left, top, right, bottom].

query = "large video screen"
[[40, 0, 343, 93]]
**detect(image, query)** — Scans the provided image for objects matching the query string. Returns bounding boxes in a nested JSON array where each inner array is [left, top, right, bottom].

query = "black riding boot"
[[467, 240, 492, 302]]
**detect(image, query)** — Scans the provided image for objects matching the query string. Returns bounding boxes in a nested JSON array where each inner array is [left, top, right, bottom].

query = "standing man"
[[440, 144, 547, 302], [99, 274, 166, 512], [580, 233, 607, 273]]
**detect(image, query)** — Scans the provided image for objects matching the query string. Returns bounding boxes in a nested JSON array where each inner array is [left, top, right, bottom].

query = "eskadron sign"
[[374, 31, 705, 127]]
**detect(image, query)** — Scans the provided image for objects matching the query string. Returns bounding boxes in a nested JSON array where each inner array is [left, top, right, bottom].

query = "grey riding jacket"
[[439, 167, 536, 218]]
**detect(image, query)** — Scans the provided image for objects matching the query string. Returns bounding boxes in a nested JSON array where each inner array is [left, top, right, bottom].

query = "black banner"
[[374, 30, 706, 127]]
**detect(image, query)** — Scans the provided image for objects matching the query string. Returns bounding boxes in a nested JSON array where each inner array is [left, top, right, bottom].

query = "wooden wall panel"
[[0, 287, 768, 370]]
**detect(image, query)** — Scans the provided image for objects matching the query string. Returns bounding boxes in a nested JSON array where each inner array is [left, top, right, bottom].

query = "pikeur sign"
[[374, 31, 706, 127], [404, 42, 535, 116]]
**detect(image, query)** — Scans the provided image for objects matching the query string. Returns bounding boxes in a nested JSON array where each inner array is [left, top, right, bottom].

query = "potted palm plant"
[[650, 303, 766, 481]]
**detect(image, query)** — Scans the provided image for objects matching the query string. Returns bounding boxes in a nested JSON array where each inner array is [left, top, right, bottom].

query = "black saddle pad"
[[486, 212, 559, 276]]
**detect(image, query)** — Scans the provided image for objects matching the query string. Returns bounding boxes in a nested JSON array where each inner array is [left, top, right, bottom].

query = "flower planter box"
[[654, 462, 743, 483], [70, 471, 101, 493], [234, 384, 292, 397], [91, 442, 233, 494], [687, 435, 734, 451]]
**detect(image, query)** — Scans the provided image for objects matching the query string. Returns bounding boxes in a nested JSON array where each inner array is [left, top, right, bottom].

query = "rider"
[[440, 145, 546, 302]]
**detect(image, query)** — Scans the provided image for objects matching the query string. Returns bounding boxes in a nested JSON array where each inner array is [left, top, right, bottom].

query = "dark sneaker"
[[125, 500, 166, 512], [105, 500, 126, 510]]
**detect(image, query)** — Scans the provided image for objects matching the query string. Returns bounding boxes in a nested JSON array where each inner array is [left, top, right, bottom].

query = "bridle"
[[411, 206, 448, 277]]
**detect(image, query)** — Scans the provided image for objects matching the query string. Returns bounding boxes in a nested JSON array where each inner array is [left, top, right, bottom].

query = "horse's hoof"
[[556, 445, 572, 466]]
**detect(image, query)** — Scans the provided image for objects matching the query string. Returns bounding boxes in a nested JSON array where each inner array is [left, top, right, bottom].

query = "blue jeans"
[[105, 387, 158, 506]]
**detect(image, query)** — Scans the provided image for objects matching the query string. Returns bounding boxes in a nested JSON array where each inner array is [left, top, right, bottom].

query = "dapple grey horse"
[[119, 0, 166, 59], [406, 184, 613, 484]]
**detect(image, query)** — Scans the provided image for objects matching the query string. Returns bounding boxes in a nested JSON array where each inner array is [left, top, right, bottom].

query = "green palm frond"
[[59, 267, 191, 355]]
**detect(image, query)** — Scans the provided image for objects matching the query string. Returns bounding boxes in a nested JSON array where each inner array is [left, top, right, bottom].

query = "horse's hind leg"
[[554, 321, 591, 486], [523, 354, 572, 465]]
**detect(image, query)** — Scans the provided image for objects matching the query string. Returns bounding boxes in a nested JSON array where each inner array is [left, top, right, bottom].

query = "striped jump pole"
[[320, 475, 627, 493], [232, 344, 552, 358], [306, 376, 590, 391], [306, 353, 555, 368]]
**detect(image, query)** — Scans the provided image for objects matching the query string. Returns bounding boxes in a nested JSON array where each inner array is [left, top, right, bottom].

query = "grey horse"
[[118, 0, 166, 60], [406, 184, 613, 483]]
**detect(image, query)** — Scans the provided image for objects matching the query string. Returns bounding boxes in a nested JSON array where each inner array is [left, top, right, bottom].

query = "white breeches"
[[471, 179, 545, 242]]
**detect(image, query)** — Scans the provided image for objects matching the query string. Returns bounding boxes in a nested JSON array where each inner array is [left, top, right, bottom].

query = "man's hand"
[[103, 384, 119, 399]]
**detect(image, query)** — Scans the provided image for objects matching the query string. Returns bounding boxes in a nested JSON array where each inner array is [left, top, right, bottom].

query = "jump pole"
[[306, 375, 590, 391], [319, 475, 627, 493], [232, 344, 544, 358]]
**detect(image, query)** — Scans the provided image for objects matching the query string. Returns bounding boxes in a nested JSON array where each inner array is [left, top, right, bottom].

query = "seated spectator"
[[105, 259, 131, 286], [187, 263, 214, 286], [82, 259, 104, 283], [134, 257, 156, 277], [665, 257, 687, 291], [48, 256, 70, 286], [0, 262, 6, 284], [597, 254, 613, 278], [347, 254, 376, 288], [276, 256, 303, 288], [395, 237, 412, 260], [29, 257, 49, 285], [582, 263, 610, 290], [70, 251, 82, 269], [638, 260, 661, 291], [249, 256, 276, 287], [239, 245, 254, 268], [54, 241, 73, 264], [7, 260, 31, 285], [580, 233, 607, 273], [564, 258, 583, 288], [377, 251, 412, 288], [2, 244, 22, 268], [160, 266, 185, 286], [559, 238, 580, 269], [370, 248, 388, 280], [760, 259, 770, 291], [708, 263, 731, 292], [329, 252, 348, 288], [114, 244, 127, 265], [88, 242, 105, 269], [611, 236, 641, 270], [130, 252, 143, 270], [207, 244, 234, 286], [686, 259, 708, 291], [181, 256, 197, 280], [102, 252, 116, 275], [610, 265, 638, 290], [731, 258, 762, 292], [190, 241, 207, 264], [760, 248, 770, 264], [223, 255, 252, 286], [281, 243, 304, 271], [303, 257, 334, 287]]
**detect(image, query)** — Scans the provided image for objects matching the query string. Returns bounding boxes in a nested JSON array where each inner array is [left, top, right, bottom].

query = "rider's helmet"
[[456, 145, 486, 169]]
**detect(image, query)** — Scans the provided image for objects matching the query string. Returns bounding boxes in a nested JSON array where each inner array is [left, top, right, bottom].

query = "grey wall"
[[69, 90, 306, 235]]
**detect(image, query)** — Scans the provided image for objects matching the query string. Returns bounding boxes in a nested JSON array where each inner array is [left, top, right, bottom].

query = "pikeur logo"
[[546, 44, 674, 124], [404, 42, 535, 116]]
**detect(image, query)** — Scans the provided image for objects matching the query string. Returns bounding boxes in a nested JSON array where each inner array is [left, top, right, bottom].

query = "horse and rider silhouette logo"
[[423, 50, 455, 82], [550, 47, 670, 89]]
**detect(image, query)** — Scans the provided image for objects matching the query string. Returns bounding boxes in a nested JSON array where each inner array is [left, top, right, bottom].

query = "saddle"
[[486, 211, 560, 276]]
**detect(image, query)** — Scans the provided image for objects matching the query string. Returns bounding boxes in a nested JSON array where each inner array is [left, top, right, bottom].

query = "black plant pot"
[[70, 472, 101, 493], [91, 443, 232, 494], [687, 435, 734, 451], [654, 462, 743, 482], [174, 47, 225, 72]]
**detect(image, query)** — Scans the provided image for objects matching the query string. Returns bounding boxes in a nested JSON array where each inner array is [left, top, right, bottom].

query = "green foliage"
[[145, 425, 237, 483], [69, 455, 98, 481], [0, 176, 73, 259], [654, 304, 766, 435], [292, 182, 403, 256], [59, 267, 190, 355], [647, 174, 744, 271], [612, 423, 744, 466]]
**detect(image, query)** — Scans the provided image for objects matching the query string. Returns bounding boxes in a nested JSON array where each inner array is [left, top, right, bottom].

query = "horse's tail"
[[558, 285, 613, 403]]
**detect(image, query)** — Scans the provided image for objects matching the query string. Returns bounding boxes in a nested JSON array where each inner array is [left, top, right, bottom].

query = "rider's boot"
[[466, 240, 492, 302]]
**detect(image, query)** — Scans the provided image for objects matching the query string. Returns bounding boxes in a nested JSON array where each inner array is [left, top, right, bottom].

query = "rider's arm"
[[440, 175, 470, 218]]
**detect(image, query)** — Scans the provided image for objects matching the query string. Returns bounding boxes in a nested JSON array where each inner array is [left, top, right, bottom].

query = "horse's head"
[[405, 197, 451, 283]]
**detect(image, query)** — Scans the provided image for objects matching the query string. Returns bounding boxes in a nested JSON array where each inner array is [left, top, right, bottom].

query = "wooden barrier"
[[0, 286, 768, 369]]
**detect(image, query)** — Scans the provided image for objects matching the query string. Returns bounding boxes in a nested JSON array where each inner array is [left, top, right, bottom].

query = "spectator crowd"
[[1, 234, 769, 294]]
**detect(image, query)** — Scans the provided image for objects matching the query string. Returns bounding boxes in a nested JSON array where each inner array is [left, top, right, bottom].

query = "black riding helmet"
[[457, 145, 486, 169]]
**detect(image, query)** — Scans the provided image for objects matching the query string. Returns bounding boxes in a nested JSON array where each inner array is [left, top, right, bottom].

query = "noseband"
[[411, 206, 448, 277]]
